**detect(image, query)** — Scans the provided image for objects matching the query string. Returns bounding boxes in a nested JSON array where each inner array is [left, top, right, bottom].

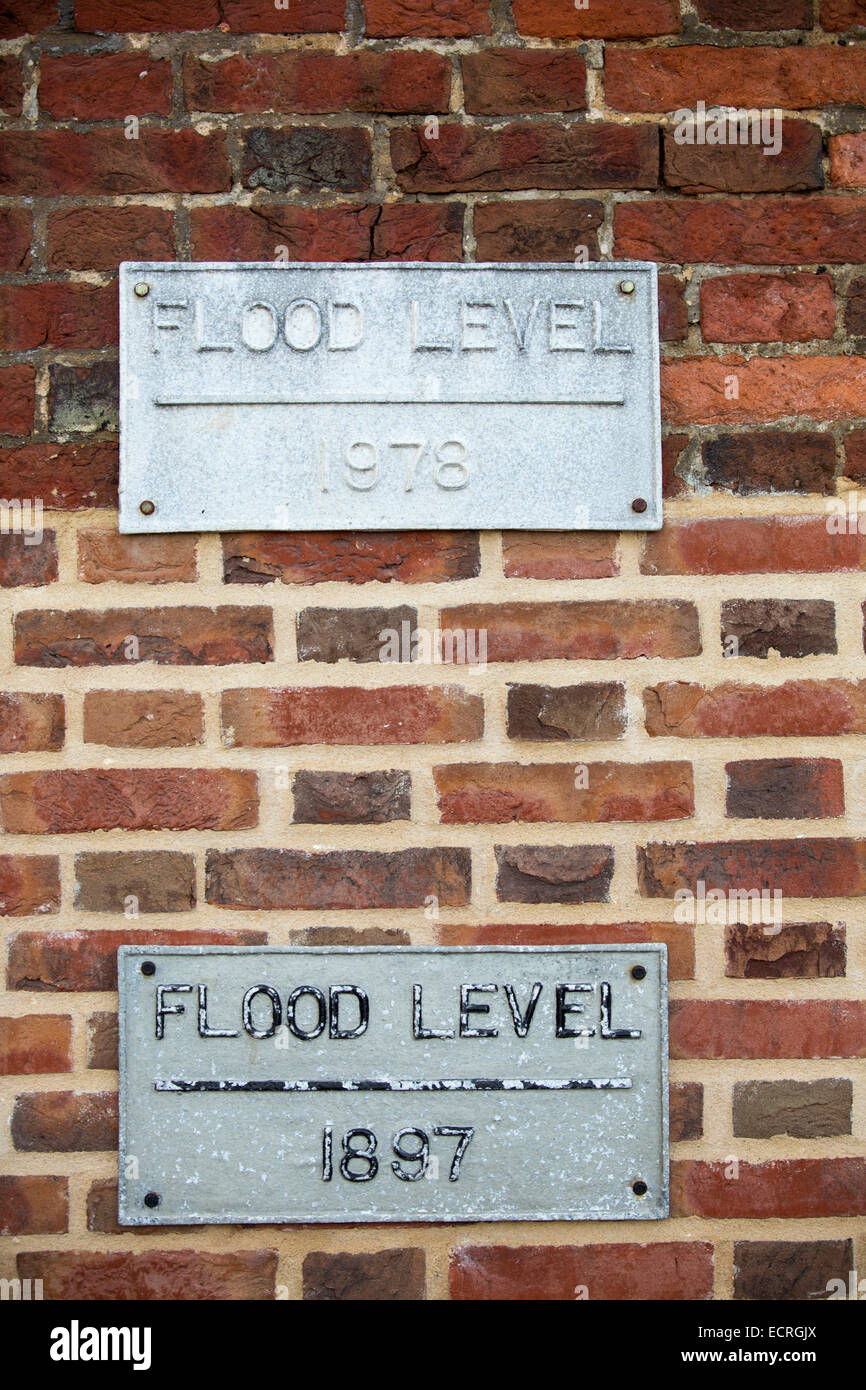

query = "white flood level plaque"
[[119, 261, 662, 534], [118, 944, 668, 1224]]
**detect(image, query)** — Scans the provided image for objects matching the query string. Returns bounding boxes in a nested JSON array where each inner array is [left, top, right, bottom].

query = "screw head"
[[619, 280, 636, 295], [144, 1192, 161, 1208], [140, 961, 156, 977], [632, 1180, 648, 1197], [631, 964, 647, 981], [631, 497, 647, 514], [134, 282, 150, 298], [139, 500, 155, 516]]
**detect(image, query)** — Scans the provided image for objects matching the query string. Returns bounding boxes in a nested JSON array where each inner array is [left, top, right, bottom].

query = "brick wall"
[[1, 0, 865, 1302]]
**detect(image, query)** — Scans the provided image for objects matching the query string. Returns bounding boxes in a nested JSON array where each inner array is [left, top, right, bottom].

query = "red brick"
[[223, 530, 479, 584], [703, 432, 836, 494], [190, 202, 462, 262], [7, 927, 267, 992], [39, 52, 172, 118], [0, 129, 229, 196], [607, 45, 866, 111], [641, 517, 866, 576], [726, 758, 844, 819], [391, 122, 659, 193], [1, 768, 257, 834], [694, 0, 812, 26], [615, 197, 866, 265], [830, 132, 866, 188], [726, 921, 845, 979], [18, 1249, 278, 1299], [640, 837, 866, 898], [513, 0, 678, 38], [502, 532, 619, 579], [659, 275, 688, 341], [12, 1091, 117, 1151], [221, 685, 483, 746], [78, 531, 197, 583], [663, 434, 689, 496], [462, 49, 586, 114], [0, 364, 34, 434], [646, 679, 866, 737], [436, 922, 695, 978], [0, 208, 31, 270], [664, 120, 822, 195], [0, 283, 117, 351], [439, 601, 700, 661], [0, 1175, 67, 1235], [474, 199, 603, 262], [661, 356, 866, 425], [822, 0, 866, 30], [0, 1015, 71, 1074], [0, 56, 23, 114], [495, 844, 614, 903], [14, 605, 274, 666], [434, 761, 694, 823], [450, 1242, 712, 1300], [0, 534, 58, 589], [0, 441, 117, 509], [0, 1, 58, 37], [365, 0, 490, 37], [75, 0, 343, 32], [47, 205, 174, 270], [206, 847, 471, 910], [0, 693, 64, 753], [671, 1000, 866, 1058], [83, 691, 203, 748], [0, 855, 60, 916], [672, 1158, 866, 1218], [184, 50, 449, 114], [701, 273, 835, 343]]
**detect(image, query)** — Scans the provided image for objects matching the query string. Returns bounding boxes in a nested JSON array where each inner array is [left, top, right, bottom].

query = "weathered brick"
[[0, 1175, 67, 1236], [725, 921, 845, 979], [512, 0, 678, 38], [733, 1079, 852, 1138], [640, 838, 866, 899], [74, 851, 196, 913], [694, 0, 812, 26], [703, 433, 836, 495], [659, 275, 688, 341], [78, 531, 197, 584], [643, 517, 866, 575], [2, 768, 257, 834], [662, 356, 866, 426], [48, 361, 117, 435], [0, 207, 31, 269], [0, 533, 57, 588], [14, 606, 274, 666], [0, 1015, 71, 1074], [391, 123, 659, 193], [829, 132, 866, 188], [664, 121, 822, 194], [607, 46, 866, 111], [0, 855, 60, 916], [439, 601, 700, 661], [290, 926, 411, 946], [7, 927, 267, 992], [39, 53, 172, 118], [672, 1158, 866, 1218], [293, 770, 411, 824], [78, 0, 344, 30], [670, 1000, 866, 1057], [12, 1091, 117, 1151], [726, 758, 844, 819], [701, 274, 835, 343], [0, 693, 64, 753], [207, 847, 471, 910], [221, 685, 483, 746], [47, 205, 174, 270], [86, 1011, 117, 1070], [0, 129, 230, 195], [222, 530, 479, 584], [0, 1, 57, 38], [462, 49, 586, 114], [501, 532, 618, 579], [242, 127, 371, 193], [0, 363, 34, 433], [495, 845, 614, 903], [450, 1242, 713, 1300], [17, 1249, 278, 1300], [0, 57, 21, 114], [303, 1249, 426, 1301], [663, 434, 690, 496], [720, 600, 836, 658], [436, 921, 695, 978], [733, 1240, 854, 1302], [845, 427, 866, 479], [645, 679, 866, 737], [184, 50, 450, 114], [846, 277, 866, 336], [83, 691, 203, 748], [506, 683, 627, 742], [191, 203, 463, 262], [474, 199, 603, 261], [822, 0, 866, 29], [615, 197, 866, 265], [296, 605, 416, 663], [434, 761, 693, 823], [671, 1081, 703, 1142], [365, 0, 489, 37], [0, 283, 117, 350], [0, 441, 118, 509]]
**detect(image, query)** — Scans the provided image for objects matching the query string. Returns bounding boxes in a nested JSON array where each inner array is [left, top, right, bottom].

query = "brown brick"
[[0, 56, 22, 113], [663, 434, 690, 497], [191, 202, 463, 263], [434, 760, 694, 823], [495, 844, 614, 903], [223, 530, 479, 585], [694, 0, 812, 25], [39, 52, 172, 119], [74, 851, 196, 914], [721, 600, 836, 658], [293, 770, 411, 824], [726, 758, 844, 820], [86, 1012, 117, 1070], [725, 921, 845, 979], [733, 1240, 854, 1302], [7, 927, 267, 992], [0, 282, 118, 350], [206, 846, 471, 910], [672, 1158, 866, 1218], [0, 207, 31, 270], [296, 606, 416, 663], [184, 49, 450, 114], [242, 127, 371, 193], [0, 533, 56, 589], [1, 768, 257, 833], [0, 1175, 68, 1236], [47, 205, 175, 270], [462, 49, 586, 114], [0, 1015, 71, 1074], [0, 855, 60, 916], [615, 197, 866, 265], [846, 276, 866, 336], [645, 678, 866, 737], [17, 1249, 277, 1300], [78, 531, 197, 584], [289, 926, 411, 947], [450, 1242, 713, 1300], [0, 441, 118, 510], [513, 0, 679, 38], [391, 123, 659, 193], [12, 1091, 117, 1151], [474, 199, 603, 261], [664, 121, 822, 194], [671, 1082, 703, 1142], [501, 532, 618, 579], [733, 1079, 853, 1139], [607, 45, 866, 111], [221, 685, 483, 746], [14, 606, 274, 666], [640, 837, 866, 899], [703, 433, 836, 495], [846, 428, 866, 480], [83, 691, 204, 748], [0, 693, 64, 753], [303, 1249, 426, 1301], [670, 1000, 866, 1058], [440, 601, 700, 661], [437, 921, 695, 979], [702, 274, 835, 344], [47, 361, 117, 435], [0, 129, 229, 196], [506, 683, 627, 741]]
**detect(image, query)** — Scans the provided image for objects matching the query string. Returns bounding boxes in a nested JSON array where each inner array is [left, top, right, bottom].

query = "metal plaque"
[[118, 944, 668, 1224], [119, 262, 662, 534]]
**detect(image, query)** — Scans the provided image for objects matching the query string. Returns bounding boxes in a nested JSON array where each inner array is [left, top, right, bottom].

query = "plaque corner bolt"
[[144, 1192, 161, 1209], [619, 280, 636, 295], [631, 497, 647, 514], [140, 960, 156, 977], [632, 1180, 648, 1198], [139, 500, 155, 516], [630, 964, 647, 981], [133, 282, 150, 298]]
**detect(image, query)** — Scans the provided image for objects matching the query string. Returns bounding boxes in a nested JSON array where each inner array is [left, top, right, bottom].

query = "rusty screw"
[[619, 280, 635, 295], [631, 497, 647, 514], [134, 282, 150, 298], [139, 500, 155, 516]]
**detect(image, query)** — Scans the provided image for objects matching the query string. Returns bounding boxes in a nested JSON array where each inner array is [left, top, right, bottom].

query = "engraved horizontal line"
[[153, 398, 625, 408], [155, 1077, 632, 1093]]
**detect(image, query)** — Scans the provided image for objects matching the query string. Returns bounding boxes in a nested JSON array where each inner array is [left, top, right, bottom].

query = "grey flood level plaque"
[[118, 944, 669, 1224], [119, 261, 662, 534]]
